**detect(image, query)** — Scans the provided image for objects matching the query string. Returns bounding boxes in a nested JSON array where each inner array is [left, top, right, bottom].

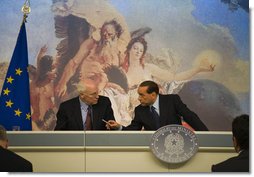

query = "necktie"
[[85, 106, 92, 130], [150, 106, 160, 129]]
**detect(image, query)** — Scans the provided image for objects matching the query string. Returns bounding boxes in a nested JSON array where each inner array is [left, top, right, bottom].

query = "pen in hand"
[[102, 119, 111, 130], [102, 119, 120, 130], [102, 119, 110, 124]]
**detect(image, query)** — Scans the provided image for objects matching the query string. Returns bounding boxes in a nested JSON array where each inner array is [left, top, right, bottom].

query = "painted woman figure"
[[120, 33, 215, 118], [103, 28, 215, 125]]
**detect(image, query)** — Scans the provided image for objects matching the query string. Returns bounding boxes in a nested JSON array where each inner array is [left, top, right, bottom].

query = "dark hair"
[[126, 37, 148, 56], [36, 55, 53, 83], [121, 37, 147, 72], [101, 19, 123, 38], [139, 80, 159, 94], [232, 114, 249, 150]]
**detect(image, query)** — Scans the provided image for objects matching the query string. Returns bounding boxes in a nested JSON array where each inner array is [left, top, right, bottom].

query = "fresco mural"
[[0, 0, 249, 130]]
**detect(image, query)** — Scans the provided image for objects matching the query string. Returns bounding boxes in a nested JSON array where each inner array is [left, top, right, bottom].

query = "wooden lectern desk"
[[7, 131, 236, 172]]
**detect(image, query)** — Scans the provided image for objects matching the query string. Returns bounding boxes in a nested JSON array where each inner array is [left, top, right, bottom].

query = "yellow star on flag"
[[3, 88, 11, 95], [14, 109, 22, 117], [6, 100, 14, 108], [26, 113, 31, 120], [15, 68, 23, 76], [6, 76, 14, 84]]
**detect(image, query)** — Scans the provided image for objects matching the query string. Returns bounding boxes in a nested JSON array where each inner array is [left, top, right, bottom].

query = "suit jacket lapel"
[[144, 106, 157, 130], [158, 95, 167, 126], [73, 97, 84, 130], [239, 150, 249, 158]]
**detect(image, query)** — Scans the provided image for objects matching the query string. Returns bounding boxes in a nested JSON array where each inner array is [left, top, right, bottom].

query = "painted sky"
[[191, 0, 249, 60], [109, 0, 249, 60], [0, 0, 249, 62], [0, 0, 57, 63], [0, 0, 251, 117]]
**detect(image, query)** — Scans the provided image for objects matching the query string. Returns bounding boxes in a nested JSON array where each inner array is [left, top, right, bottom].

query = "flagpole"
[[21, 0, 31, 23], [0, 0, 32, 130]]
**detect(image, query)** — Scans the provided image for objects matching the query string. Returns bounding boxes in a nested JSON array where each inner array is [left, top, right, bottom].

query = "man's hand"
[[103, 120, 121, 130]]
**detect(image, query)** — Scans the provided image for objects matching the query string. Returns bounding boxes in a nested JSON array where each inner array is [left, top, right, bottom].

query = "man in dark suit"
[[108, 80, 208, 131], [55, 79, 116, 130], [0, 125, 33, 172], [211, 114, 249, 172]]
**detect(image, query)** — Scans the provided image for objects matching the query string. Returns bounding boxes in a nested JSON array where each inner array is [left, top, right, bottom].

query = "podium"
[[7, 131, 236, 172]]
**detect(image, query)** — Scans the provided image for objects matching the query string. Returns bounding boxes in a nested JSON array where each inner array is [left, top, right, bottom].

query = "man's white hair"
[[76, 83, 87, 94]]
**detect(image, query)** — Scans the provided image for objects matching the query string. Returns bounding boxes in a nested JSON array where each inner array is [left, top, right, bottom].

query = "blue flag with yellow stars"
[[0, 22, 32, 130]]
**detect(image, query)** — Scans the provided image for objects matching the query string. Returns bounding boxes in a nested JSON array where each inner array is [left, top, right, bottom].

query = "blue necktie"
[[150, 106, 160, 129]]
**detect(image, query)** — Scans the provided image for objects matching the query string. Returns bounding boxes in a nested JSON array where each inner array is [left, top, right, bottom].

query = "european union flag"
[[0, 22, 32, 130]]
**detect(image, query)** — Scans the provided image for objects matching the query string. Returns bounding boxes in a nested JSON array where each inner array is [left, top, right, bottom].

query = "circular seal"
[[150, 124, 199, 164]]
